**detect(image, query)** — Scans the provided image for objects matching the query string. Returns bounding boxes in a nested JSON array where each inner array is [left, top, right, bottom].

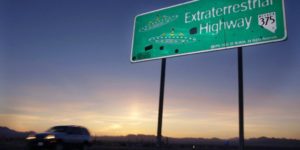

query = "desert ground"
[[1, 139, 300, 150]]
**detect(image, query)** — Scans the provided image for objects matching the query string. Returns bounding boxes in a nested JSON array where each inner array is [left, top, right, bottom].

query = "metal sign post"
[[157, 58, 166, 148], [238, 47, 245, 150]]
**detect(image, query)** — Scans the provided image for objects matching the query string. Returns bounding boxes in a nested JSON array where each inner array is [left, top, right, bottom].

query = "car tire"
[[26, 147, 35, 150], [55, 143, 64, 150], [81, 144, 89, 150]]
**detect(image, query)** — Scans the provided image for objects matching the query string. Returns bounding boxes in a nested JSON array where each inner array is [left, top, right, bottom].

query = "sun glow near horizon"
[[1, 87, 300, 140]]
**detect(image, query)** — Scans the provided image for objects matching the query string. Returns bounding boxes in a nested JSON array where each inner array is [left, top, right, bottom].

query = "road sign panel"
[[131, 0, 287, 62]]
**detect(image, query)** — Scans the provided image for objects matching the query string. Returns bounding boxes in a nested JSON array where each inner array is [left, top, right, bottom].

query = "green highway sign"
[[131, 0, 287, 62]]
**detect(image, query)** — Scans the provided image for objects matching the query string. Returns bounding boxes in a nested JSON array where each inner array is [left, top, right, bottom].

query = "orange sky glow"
[[1, 82, 299, 139]]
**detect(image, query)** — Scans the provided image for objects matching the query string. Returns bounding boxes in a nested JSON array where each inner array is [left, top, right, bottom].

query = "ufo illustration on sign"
[[139, 15, 178, 32], [149, 29, 197, 44]]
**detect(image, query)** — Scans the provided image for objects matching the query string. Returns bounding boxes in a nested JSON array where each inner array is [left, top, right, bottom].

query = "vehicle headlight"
[[44, 135, 55, 140], [26, 135, 36, 140]]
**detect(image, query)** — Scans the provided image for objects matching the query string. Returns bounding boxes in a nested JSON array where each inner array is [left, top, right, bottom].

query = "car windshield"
[[47, 126, 69, 133]]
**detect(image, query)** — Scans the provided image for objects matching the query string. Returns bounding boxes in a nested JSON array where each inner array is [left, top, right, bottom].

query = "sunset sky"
[[1, 0, 300, 139]]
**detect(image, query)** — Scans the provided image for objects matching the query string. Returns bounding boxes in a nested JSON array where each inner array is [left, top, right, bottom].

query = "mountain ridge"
[[0, 126, 35, 139]]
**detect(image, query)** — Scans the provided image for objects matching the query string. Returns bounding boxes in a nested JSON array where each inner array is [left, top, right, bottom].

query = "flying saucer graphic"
[[148, 29, 197, 44], [139, 15, 178, 32]]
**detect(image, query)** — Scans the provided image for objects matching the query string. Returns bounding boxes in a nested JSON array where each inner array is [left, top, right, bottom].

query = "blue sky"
[[0, 0, 300, 139]]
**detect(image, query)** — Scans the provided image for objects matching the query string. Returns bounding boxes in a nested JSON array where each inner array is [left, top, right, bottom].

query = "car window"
[[66, 127, 80, 135], [47, 126, 90, 136], [80, 128, 90, 136], [47, 126, 69, 133]]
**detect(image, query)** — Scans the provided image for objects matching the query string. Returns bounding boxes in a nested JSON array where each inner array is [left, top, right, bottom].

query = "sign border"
[[131, 0, 287, 63]]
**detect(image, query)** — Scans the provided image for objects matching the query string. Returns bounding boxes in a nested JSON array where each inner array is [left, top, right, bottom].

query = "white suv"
[[26, 125, 92, 150]]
